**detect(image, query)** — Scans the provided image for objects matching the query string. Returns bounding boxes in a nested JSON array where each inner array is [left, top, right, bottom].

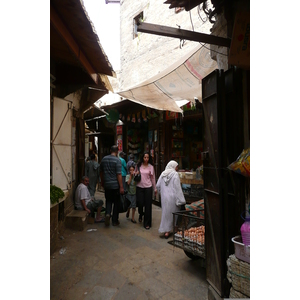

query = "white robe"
[[157, 171, 185, 233]]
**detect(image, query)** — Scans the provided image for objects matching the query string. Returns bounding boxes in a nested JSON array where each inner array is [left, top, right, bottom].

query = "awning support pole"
[[137, 22, 231, 48]]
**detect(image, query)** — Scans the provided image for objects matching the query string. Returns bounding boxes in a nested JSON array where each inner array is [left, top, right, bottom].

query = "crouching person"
[[75, 176, 104, 223]]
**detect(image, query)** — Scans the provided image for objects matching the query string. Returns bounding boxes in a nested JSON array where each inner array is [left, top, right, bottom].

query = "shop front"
[[98, 98, 206, 206], [163, 101, 204, 204]]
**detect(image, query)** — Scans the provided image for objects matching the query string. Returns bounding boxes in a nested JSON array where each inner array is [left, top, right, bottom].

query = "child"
[[125, 165, 137, 223]]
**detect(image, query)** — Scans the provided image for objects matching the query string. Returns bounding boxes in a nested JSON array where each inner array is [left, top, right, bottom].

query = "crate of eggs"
[[174, 226, 205, 258]]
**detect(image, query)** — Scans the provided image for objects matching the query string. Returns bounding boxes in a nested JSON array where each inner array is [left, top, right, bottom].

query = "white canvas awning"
[[117, 44, 218, 113]]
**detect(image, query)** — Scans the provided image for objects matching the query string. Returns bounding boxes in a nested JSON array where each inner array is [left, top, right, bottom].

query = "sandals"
[[131, 219, 137, 224], [164, 232, 170, 239], [145, 226, 150, 230], [95, 218, 105, 223]]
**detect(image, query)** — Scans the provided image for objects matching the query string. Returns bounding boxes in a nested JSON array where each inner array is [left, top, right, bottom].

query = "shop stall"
[[164, 101, 204, 204]]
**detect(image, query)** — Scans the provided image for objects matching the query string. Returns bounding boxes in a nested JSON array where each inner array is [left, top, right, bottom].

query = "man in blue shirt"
[[100, 145, 124, 226]]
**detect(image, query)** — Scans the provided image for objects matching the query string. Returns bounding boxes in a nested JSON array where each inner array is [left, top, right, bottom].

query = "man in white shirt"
[[75, 176, 104, 222]]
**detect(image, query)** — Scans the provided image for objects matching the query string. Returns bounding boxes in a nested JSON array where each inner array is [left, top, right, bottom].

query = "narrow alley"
[[50, 191, 208, 300]]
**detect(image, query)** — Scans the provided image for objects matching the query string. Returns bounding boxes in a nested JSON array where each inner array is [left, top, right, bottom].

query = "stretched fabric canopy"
[[117, 44, 218, 113]]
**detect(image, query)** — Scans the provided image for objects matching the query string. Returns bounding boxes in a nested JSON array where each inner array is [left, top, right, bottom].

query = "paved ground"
[[50, 191, 208, 300]]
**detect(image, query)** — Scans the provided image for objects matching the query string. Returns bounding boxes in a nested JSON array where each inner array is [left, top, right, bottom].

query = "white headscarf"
[[161, 160, 178, 185]]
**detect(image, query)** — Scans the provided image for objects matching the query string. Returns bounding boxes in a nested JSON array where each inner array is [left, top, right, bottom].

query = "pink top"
[[136, 163, 156, 189]]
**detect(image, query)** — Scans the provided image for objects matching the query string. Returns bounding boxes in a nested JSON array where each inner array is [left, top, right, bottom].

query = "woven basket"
[[227, 254, 250, 297], [229, 287, 249, 299]]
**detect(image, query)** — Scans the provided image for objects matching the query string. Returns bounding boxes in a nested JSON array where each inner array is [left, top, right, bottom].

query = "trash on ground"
[[87, 229, 97, 232], [59, 248, 66, 255]]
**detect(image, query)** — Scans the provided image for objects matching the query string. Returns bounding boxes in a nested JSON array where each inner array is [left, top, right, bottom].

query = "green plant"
[[50, 185, 64, 204]]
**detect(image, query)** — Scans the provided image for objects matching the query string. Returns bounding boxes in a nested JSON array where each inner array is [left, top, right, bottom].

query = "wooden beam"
[[50, 5, 98, 85], [137, 22, 231, 48]]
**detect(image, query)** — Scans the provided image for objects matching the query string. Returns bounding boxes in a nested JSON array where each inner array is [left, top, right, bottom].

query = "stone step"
[[65, 210, 89, 231]]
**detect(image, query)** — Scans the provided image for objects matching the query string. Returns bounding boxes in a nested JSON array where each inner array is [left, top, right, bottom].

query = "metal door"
[[51, 97, 73, 191]]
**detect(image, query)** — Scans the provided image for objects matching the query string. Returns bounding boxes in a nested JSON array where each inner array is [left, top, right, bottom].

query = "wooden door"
[[51, 97, 73, 191], [202, 68, 246, 297], [202, 69, 225, 297]]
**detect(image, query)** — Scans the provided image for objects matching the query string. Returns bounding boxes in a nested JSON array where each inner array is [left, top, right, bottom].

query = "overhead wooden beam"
[[137, 22, 231, 48], [50, 5, 98, 85]]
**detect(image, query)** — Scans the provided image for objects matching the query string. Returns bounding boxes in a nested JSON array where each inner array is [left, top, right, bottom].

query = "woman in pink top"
[[135, 152, 157, 229]]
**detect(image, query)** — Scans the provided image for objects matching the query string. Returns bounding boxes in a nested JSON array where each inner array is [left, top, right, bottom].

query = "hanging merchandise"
[[148, 131, 153, 144], [147, 108, 151, 119], [137, 112, 141, 123], [131, 113, 136, 123], [142, 109, 147, 122], [127, 114, 131, 122], [106, 108, 119, 123], [150, 109, 158, 118], [150, 143, 154, 158], [228, 148, 250, 177]]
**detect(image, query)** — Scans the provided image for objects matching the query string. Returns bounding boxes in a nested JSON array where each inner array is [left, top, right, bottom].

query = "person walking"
[[100, 145, 124, 226], [125, 165, 137, 223], [119, 151, 127, 192], [85, 153, 100, 197], [156, 160, 186, 238], [135, 152, 157, 230], [127, 153, 135, 173]]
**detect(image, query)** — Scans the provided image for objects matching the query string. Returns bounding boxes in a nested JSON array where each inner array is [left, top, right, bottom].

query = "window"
[[133, 11, 144, 39]]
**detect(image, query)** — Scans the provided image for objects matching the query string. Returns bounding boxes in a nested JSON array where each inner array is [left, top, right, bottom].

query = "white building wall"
[[119, 0, 215, 91]]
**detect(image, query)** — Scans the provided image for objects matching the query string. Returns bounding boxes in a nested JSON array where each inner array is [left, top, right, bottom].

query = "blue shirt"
[[120, 157, 127, 176]]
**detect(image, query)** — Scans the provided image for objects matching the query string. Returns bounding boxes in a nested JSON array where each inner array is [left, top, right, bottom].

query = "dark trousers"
[[136, 186, 153, 228], [105, 189, 120, 223]]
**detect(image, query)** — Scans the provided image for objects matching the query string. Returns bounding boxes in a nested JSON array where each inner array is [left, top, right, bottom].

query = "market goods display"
[[174, 225, 205, 258], [185, 199, 204, 218]]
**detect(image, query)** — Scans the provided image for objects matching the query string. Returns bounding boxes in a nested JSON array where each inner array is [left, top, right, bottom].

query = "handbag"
[[119, 191, 131, 213], [134, 166, 141, 182]]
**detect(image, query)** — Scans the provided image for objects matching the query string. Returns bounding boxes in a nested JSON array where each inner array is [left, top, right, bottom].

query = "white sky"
[[83, 0, 120, 71]]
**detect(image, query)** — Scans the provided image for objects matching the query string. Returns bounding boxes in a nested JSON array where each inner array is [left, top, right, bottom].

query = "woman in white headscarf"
[[156, 160, 186, 239]]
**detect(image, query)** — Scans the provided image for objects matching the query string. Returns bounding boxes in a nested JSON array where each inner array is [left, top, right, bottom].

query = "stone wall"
[[118, 0, 215, 91]]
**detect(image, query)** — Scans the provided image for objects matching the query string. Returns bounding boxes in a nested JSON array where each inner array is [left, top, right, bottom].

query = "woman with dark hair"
[[135, 152, 157, 230]]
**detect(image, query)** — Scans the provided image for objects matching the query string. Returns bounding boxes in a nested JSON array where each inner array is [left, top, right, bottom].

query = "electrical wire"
[[199, 42, 228, 57], [189, 10, 194, 32], [187, 2, 228, 57], [198, 4, 207, 23], [180, 1, 229, 57]]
